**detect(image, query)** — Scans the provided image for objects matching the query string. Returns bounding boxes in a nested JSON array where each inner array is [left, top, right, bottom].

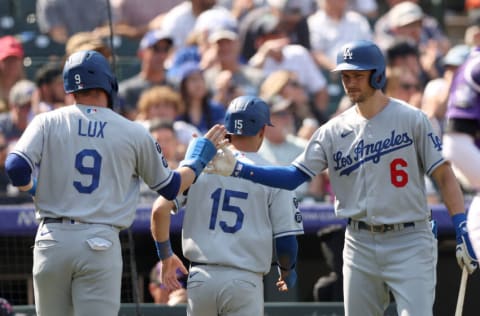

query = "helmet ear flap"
[[370, 69, 386, 90]]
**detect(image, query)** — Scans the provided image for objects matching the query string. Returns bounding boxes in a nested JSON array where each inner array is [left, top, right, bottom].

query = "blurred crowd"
[[0, 0, 478, 205]]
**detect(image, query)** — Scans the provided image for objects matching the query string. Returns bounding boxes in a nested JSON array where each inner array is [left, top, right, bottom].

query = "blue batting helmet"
[[332, 40, 386, 90], [63, 50, 118, 105], [225, 96, 273, 136]]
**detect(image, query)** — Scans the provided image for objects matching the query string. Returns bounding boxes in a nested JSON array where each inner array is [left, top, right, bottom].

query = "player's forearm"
[[176, 167, 197, 194], [151, 197, 174, 242], [433, 163, 466, 216]]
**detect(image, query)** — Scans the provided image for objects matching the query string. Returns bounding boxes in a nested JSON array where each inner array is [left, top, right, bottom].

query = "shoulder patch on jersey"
[[294, 211, 303, 224]]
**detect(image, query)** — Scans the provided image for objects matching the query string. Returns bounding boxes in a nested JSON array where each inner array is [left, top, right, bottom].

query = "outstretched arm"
[[207, 146, 311, 190], [151, 196, 188, 290]]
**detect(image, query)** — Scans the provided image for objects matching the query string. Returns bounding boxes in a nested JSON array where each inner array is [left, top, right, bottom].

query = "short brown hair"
[[137, 86, 185, 119]]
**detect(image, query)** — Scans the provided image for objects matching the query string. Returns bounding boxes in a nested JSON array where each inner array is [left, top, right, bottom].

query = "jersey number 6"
[[390, 158, 408, 188], [209, 188, 247, 233]]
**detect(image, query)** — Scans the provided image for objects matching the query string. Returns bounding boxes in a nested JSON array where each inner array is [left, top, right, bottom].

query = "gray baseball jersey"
[[12, 104, 173, 228], [293, 98, 444, 224], [178, 150, 304, 274]]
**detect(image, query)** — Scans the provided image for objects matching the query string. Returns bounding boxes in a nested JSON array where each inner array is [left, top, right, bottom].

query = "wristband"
[[278, 263, 296, 271], [155, 240, 173, 260]]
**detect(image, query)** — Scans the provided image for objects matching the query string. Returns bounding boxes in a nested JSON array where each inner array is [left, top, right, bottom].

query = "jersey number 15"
[[209, 188, 248, 234]]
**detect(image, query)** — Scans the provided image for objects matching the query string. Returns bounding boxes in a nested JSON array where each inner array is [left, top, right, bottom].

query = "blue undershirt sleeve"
[[5, 153, 32, 186], [275, 235, 298, 270], [237, 164, 310, 190]]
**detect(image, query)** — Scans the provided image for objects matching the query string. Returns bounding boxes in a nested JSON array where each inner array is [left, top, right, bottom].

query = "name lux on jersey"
[[77, 119, 107, 138]]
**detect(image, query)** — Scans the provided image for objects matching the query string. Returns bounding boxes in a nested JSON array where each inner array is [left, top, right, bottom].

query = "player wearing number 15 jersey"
[[151, 96, 304, 316], [4, 50, 225, 316], [207, 41, 477, 316]]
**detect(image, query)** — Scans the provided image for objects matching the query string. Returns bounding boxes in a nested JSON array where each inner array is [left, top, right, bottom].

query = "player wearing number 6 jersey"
[[151, 96, 304, 316], [4, 50, 226, 316], [207, 40, 477, 316]]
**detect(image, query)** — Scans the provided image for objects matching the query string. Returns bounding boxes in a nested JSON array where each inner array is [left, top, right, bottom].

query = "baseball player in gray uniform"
[[443, 47, 480, 261], [4, 50, 226, 316], [207, 40, 477, 316], [151, 96, 304, 316]]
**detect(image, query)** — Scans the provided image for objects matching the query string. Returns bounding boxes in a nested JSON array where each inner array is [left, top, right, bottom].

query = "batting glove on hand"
[[205, 145, 241, 177], [453, 214, 478, 274]]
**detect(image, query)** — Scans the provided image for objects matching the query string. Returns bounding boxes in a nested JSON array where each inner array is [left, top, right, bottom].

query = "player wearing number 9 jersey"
[[207, 40, 476, 316], [150, 96, 304, 316], [4, 50, 225, 316]]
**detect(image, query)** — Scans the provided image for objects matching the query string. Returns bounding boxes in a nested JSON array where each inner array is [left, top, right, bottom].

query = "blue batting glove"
[[453, 213, 478, 274], [179, 137, 217, 179]]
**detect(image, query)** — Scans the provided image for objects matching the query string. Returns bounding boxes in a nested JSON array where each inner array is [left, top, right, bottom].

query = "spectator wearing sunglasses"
[[118, 29, 174, 119]]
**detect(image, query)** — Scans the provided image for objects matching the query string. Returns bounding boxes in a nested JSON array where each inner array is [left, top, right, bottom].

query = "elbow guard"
[[5, 153, 32, 186]]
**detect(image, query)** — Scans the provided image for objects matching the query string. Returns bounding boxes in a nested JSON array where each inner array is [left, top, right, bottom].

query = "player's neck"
[[355, 91, 389, 120]]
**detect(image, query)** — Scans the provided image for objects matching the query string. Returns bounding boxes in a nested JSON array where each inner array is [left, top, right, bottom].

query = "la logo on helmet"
[[343, 47, 353, 60]]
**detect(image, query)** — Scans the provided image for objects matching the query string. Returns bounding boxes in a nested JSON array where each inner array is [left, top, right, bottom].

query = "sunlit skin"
[[340, 70, 376, 104], [339, 69, 390, 119]]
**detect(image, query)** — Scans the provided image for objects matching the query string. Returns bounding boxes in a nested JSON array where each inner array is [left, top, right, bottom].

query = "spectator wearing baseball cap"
[[374, 1, 450, 56], [0, 36, 25, 114], [117, 29, 174, 119], [0, 80, 36, 146], [201, 25, 264, 108]]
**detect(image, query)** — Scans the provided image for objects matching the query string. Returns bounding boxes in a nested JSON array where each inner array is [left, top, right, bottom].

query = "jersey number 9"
[[74, 149, 102, 194]]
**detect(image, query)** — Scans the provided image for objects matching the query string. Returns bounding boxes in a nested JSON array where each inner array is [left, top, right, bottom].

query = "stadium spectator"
[[36, 0, 111, 44], [202, 26, 264, 106], [0, 36, 24, 114], [151, 0, 217, 50], [65, 32, 112, 60], [374, 0, 450, 71], [259, 69, 325, 131], [384, 66, 422, 109], [33, 61, 65, 114], [118, 29, 173, 119], [385, 39, 430, 88], [422, 44, 471, 137], [258, 96, 327, 201], [248, 13, 329, 116], [140, 119, 185, 203], [238, 0, 311, 61], [135, 85, 199, 147], [95, 0, 183, 39], [308, 0, 373, 72], [173, 62, 226, 134], [0, 80, 35, 147], [148, 260, 187, 305]]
